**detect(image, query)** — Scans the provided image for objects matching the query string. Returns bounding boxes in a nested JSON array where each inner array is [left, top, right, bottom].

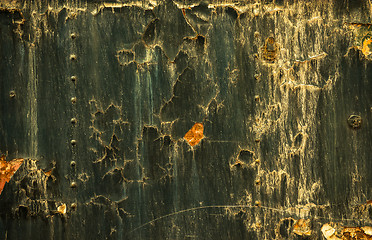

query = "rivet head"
[[70, 54, 77, 61], [255, 179, 261, 185], [347, 115, 362, 129], [70, 182, 77, 188], [71, 203, 77, 209], [70, 33, 77, 39], [255, 138, 260, 143], [71, 140, 77, 146], [70, 76, 77, 82], [255, 159, 260, 164], [254, 95, 260, 102], [255, 201, 261, 207], [71, 97, 77, 104], [70, 161, 76, 167], [9, 90, 16, 98], [71, 118, 77, 124]]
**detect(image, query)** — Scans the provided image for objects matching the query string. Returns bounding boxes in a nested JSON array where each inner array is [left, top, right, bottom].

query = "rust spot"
[[183, 123, 204, 146], [292, 219, 312, 236], [43, 169, 53, 177], [0, 155, 24, 195]]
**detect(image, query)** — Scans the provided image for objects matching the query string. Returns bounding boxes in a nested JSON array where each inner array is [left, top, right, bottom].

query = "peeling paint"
[[183, 122, 204, 146], [0, 155, 24, 195], [322, 223, 372, 240]]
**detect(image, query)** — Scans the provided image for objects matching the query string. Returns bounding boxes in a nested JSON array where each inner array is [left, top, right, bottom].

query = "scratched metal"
[[0, 1, 371, 239]]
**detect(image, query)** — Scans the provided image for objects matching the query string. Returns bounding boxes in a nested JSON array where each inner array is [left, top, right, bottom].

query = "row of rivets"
[[70, 32, 78, 201]]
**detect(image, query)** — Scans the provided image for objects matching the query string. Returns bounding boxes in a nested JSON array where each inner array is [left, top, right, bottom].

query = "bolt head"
[[9, 91, 16, 98]]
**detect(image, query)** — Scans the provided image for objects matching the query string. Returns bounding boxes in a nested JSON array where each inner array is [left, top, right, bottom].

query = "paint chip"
[[321, 223, 372, 239], [57, 204, 67, 214], [0, 155, 24, 195], [183, 123, 204, 146]]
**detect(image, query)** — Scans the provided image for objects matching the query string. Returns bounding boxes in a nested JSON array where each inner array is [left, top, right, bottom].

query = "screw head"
[[70, 76, 77, 82], [70, 33, 77, 39], [255, 201, 261, 207], [70, 54, 77, 61], [71, 140, 77, 146], [255, 159, 260, 164], [254, 95, 260, 102], [347, 115, 362, 129], [70, 182, 77, 188], [70, 161, 76, 167], [71, 118, 77, 124], [71, 203, 77, 209], [71, 97, 77, 104]]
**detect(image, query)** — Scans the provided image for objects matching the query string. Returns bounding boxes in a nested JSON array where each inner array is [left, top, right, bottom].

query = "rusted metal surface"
[[0, 0, 371, 239]]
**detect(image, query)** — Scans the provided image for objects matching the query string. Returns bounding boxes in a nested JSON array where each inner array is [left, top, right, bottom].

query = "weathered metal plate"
[[0, 1, 371, 239]]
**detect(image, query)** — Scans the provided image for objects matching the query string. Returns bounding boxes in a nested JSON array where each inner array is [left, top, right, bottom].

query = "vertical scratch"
[[28, 46, 38, 157]]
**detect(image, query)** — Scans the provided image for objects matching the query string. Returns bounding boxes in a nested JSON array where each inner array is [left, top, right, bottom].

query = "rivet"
[[9, 90, 16, 98], [70, 33, 77, 39], [255, 201, 261, 207], [255, 159, 260, 164], [255, 179, 261, 185], [254, 31, 260, 38], [255, 95, 260, 102], [70, 76, 77, 82], [347, 115, 362, 129], [71, 203, 77, 209], [71, 118, 77, 124], [71, 140, 77, 146], [70, 182, 77, 188], [70, 161, 76, 167], [71, 97, 77, 104], [70, 54, 77, 61], [255, 138, 260, 143]]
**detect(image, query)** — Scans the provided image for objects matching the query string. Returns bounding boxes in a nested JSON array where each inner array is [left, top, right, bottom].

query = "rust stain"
[[292, 219, 312, 236], [0, 155, 24, 195], [184, 123, 204, 146]]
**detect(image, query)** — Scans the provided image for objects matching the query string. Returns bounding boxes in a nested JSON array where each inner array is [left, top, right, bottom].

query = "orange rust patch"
[[0, 155, 24, 195], [43, 169, 53, 177], [184, 123, 204, 146], [362, 38, 372, 56]]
